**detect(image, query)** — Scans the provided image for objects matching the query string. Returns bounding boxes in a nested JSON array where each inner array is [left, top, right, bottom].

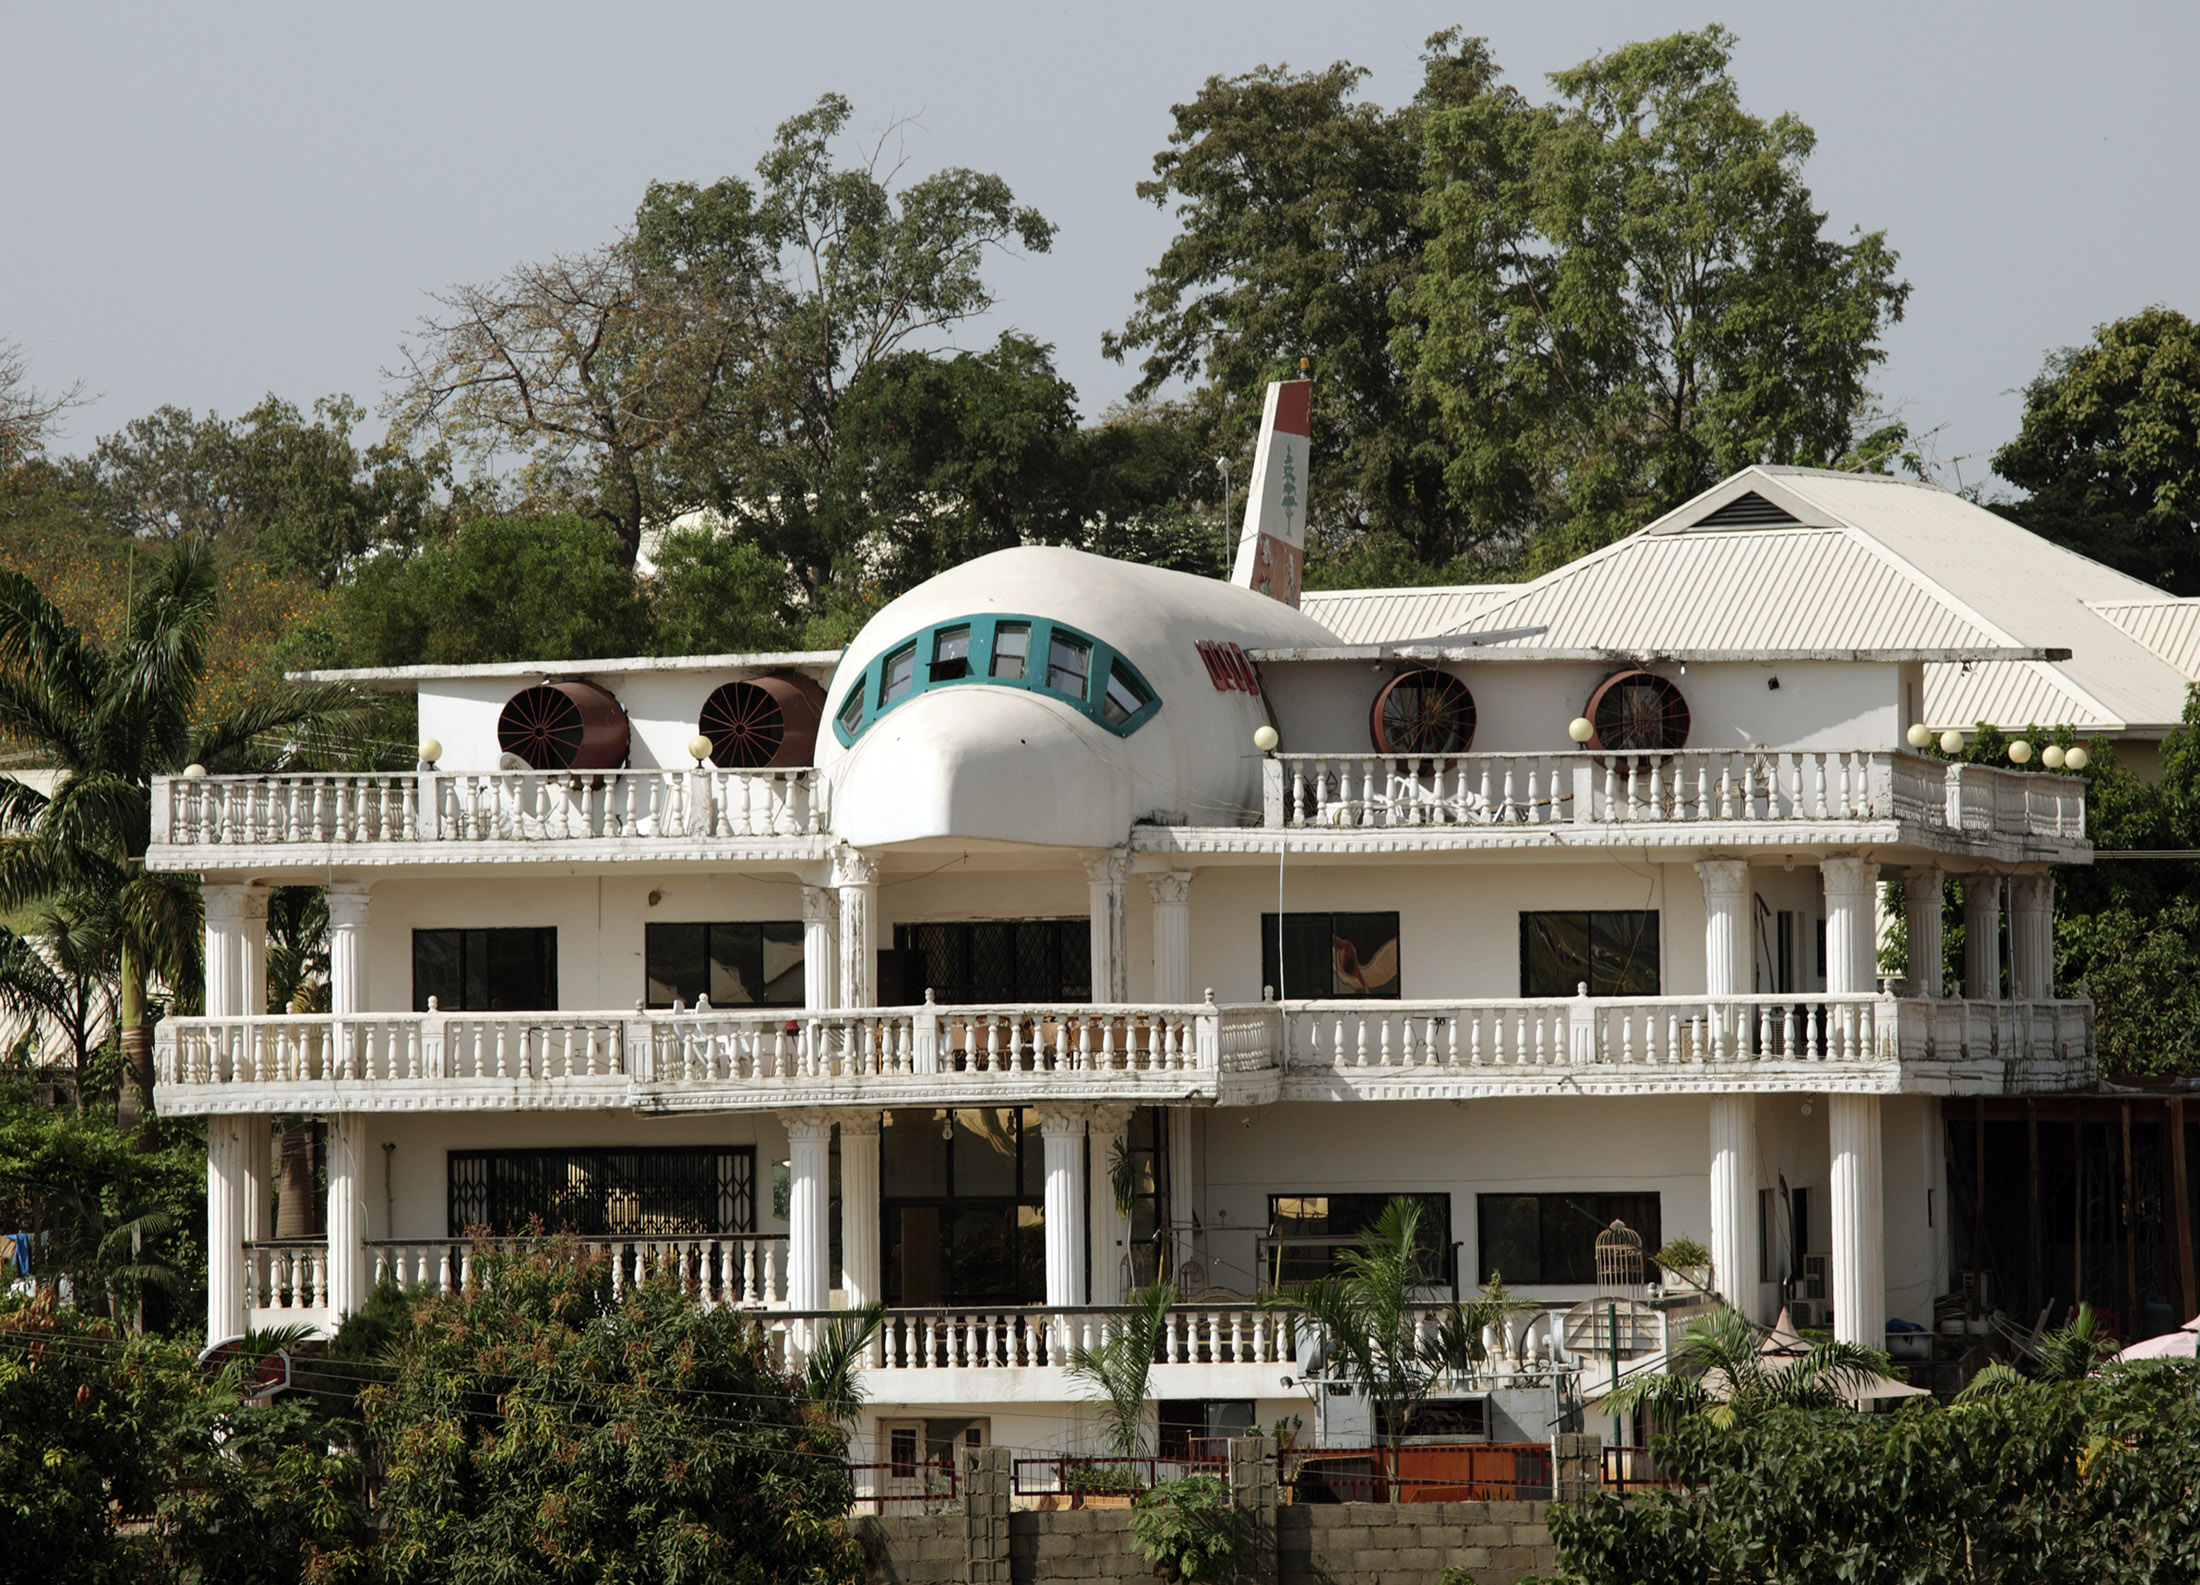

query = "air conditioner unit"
[[1802, 1254, 1828, 1302], [1788, 1299, 1819, 1329]]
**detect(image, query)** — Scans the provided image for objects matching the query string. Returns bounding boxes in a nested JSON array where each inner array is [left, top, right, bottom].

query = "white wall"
[[417, 667, 827, 773]]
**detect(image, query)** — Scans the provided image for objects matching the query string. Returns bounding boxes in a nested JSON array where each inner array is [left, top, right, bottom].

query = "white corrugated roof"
[[1297, 585, 1509, 643], [1299, 467, 2195, 734]]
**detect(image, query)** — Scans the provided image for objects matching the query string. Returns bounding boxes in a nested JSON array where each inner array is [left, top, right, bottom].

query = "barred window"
[[448, 1147, 756, 1237]]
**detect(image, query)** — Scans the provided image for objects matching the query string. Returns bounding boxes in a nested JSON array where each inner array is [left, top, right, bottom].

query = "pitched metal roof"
[[1302, 465, 2198, 735], [1297, 585, 1509, 644]]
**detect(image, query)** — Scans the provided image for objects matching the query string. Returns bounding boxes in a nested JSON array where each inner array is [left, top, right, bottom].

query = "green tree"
[[1410, 26, 1910, 570], [305, 513, 650, 669], [0, 544, 360, 1138], [0, 894, 118, 1103], [1599, 1304, 1893, 1426], [361, 1240, 866, 1585], [648, 526, 797, 655], [1104, 49, 1461, 562], [68, 394, 449, 586], [1993, 305, 2200, 595]]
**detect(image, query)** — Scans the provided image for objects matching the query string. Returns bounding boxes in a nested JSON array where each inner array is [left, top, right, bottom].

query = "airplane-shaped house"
[[155, 378, 2112, 1480]]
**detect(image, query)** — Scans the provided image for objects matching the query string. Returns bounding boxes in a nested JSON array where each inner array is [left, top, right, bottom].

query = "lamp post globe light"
[[2042, 744, 2065, 769], [1253, 724, 1279, 753], [1939, 730, 1965, 756], [2066, 745, 2089, 770], [1567, 717, 1595, 744], [2009, 740, 2033, 764], [688, 734, 715, 767], [1907, 723, 1934, 749]]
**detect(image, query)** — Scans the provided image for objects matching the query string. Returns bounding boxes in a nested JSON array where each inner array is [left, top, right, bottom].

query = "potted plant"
[[1652, 1236, 1714, 1296]]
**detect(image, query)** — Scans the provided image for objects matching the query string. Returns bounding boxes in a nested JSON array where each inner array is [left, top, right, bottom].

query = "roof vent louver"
[[1693, 491, 1799, 528]]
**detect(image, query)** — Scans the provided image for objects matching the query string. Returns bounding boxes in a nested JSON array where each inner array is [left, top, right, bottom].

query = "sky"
[[6, 1, 2197, 495]]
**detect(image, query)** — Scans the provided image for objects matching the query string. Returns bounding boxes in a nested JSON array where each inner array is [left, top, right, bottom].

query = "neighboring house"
[[151, 402, 2108, 1466]]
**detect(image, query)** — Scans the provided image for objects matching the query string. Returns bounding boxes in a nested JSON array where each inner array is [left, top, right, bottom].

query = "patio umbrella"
[[2110, 1315, 2200, 1363], [1759, 1307, 1930, 1406]]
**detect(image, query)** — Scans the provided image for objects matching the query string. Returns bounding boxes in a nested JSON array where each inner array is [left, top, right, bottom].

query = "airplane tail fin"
[[1229, 376, 1313, 607]]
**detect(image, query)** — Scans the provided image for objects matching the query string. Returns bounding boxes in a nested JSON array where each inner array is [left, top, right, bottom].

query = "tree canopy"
[[1993, 305, 2200, 595]]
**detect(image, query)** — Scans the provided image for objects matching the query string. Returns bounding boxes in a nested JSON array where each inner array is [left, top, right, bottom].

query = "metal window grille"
[[447, 1147, 756, 1237]]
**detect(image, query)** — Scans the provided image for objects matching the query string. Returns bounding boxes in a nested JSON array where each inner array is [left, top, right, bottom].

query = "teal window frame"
[[831, 613, 1163, 747]]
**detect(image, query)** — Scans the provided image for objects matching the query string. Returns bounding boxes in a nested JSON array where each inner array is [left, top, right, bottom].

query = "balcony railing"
[[152, 766, 828, 848], [157, 990, 2094, 1107], [1261, 749, 2085, 842], [156, 999, 1253, 1092]]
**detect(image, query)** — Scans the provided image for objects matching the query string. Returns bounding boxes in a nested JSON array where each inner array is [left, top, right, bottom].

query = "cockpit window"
[[932, 626, 971, 681], [1101, 660, 1150, 726], [990, 623, 1029, 680], [1046, 633, 1090, 698], [831, 614, 1161, 747]]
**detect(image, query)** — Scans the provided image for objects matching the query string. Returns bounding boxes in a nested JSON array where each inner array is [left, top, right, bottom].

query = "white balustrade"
[[1262, 750, 2082, 841], [155, 767, 828, 848], [365, 1234, 789, 1307], [244, 1240, 329, 1315], [785, 1304, 1300, 1373]]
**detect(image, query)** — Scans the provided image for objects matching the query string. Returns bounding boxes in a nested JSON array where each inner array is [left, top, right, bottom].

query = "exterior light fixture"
[[1938, 730, 1965, 755], [182, 763, 207, 779], [2041, 744, 2065, 769], [418, 738, 443, 766], [1567, 717, 1595, 744], [687, 733, 714, 767], [1253, 724, 1279, 753], [2065, 746, 2090, 771], [2008, 740, 2033, 764], [1906, 723, 1934, 750]]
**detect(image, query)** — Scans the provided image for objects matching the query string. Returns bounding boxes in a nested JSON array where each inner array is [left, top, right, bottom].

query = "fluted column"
[[324, 1113, 367, 1316], [326, 882, 370, 1015], [783, 1111, 834, 1312], [1904, 867, 1945, 997], [1828, 1094, 1885, 1346], [1820, 857, 1881, 995], [1089, 1106, 1134, 1306], [833, 850, 879, 1009], [839, 1112, 881, 1307], [1697, 860, 1751, 996], [243, 1121, 273, 1243], [1038, 1106, 1089, 1307], [240, 887, 269, 1018], [202, 882, 250, 1017], [801, 884, 839, 1013], [206, 1116, 249, 1342], [1087, 848, 1131, 1003], [1148, 873, 1193, 1006], [2008, 873, 2055, 1001], [1708, 1096, 1755, 1317], [1963, 875, 2003, 1000]]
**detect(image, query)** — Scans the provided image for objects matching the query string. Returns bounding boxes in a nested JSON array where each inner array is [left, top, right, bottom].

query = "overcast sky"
[[7, 1, 2196, 495]]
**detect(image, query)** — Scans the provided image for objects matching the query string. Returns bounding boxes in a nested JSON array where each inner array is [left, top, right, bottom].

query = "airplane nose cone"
[[825, 688, 1137, 848]]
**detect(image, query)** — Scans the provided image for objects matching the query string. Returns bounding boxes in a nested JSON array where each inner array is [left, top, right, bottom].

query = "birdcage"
[[1595, 1220, 1646, 1297]]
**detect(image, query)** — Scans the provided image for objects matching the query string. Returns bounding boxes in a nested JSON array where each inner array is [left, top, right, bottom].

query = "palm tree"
[[1600, 1304, 1896, 1427], [801, 1301, 889, 1425], [1067, 1281, 1176, 1458], [0, 544, 360, 1144], [0, 894, 120, 1109]]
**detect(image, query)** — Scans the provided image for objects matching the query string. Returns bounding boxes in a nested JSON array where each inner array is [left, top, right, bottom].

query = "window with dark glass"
[[931, 625, 971, 682], [893, 919, 1092, 1004], [1475, 1192, 1662, 1285], [837, 684, 864, 736], [644, 921, 803, 1008], [1046, 631, 1090, 698], [1261, 912, 1400, 1000], [990, 623, 1029, 680], [448, 1146, 754, 1236], [1102, 660, 1150, 726], [881, 643, 918, 706], [1118, 1107, 1173, 1287], [882, 1107, 1046, 1305], [412, 928, 556, 1012], [1267, 1192, 1452, 1286], [1519, 911, 1659, 998]]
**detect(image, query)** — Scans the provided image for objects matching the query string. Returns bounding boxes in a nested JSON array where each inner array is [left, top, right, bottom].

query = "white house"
[[150, 391, 2104, 1469]]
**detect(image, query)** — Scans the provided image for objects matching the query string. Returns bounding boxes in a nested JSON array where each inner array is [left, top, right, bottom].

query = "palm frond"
[[190, 684, 379, 773], [801, 1300, 887, 1423], [1067, 1281, 1174, 1457]]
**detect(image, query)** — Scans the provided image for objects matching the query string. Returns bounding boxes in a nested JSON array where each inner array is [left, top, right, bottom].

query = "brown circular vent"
[[1585, 670, 1689, 753], [496, 680, 629, 771], [698, 673, 826, 768], [1370, 669, 1476, 755]]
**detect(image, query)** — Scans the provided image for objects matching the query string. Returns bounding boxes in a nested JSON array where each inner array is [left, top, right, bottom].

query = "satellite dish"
[[498, 752, 529, 772]]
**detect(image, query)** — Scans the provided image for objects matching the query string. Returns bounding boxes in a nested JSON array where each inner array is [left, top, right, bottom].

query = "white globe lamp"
[[417, 738, 442, 766], [1567, 717, 1595, 744], [2065, 746, 2089, 771], [2041, 744, 2065, 769], [1252, 724, 1280, 753], [1938, 730, 1964, 756], [1906, 723, 1933, 750], [687, 734, 715, 766], [2008, 739, 2032, 764]]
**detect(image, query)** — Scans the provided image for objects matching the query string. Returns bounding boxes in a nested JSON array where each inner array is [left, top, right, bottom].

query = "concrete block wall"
[[848, 1501, 1557, 1585]]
